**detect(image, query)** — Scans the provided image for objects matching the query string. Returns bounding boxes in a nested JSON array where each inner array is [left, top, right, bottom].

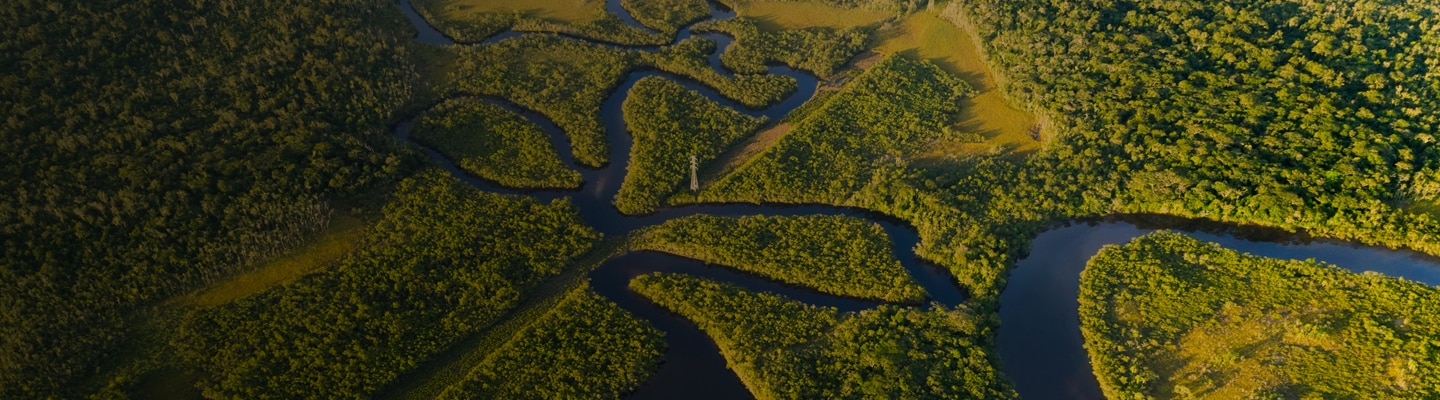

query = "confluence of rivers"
[[394, 1, 1440, 398]]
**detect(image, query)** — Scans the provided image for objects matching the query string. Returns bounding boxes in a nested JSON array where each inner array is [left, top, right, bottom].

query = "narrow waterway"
[[1000, 218, 1440, 400], [394, 1, 1440, 399], [393, 1, 954, 398]]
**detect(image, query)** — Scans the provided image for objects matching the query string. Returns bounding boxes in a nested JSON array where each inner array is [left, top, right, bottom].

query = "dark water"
[[999, 220, 1440, 400], [395, 1, 1440, 399]]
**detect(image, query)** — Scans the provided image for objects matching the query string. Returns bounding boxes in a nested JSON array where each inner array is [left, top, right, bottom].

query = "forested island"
[[4, 0, 1440, 398]]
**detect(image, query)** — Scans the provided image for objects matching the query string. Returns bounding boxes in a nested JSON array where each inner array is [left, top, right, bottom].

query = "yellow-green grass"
[[176, 214, 366, 308], [418, 0, 606, 25], [720, 0, 889, 31], [873, 12, 1038, 160]]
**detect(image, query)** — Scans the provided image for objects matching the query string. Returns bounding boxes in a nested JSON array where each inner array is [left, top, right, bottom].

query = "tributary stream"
[[395, 1, 1440, 398]]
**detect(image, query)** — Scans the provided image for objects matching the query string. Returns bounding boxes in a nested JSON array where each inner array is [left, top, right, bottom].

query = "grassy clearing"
[[873, 11, 1038, 161], [177, 214, 365, 308], [721, 0, 890, 31], [413, 0, 663, 45], [1081, 232, 1440, 399], [419, 0, 604, 26]]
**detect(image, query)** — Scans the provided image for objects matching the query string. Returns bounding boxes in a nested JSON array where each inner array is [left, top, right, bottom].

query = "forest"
[[617, 77, 764, 214], [439, 286, 664, 400], [693, 17, 873, 76], [1080, 232, 1440, 398], [631, 272, 1012, 399], [447, 34, 794, 167], [411, 98, 582, 189], [633, 214, 926, 302], [0, 0, 415, 397], [175, 171, 598, 399], [11, 0, 1440, 397]]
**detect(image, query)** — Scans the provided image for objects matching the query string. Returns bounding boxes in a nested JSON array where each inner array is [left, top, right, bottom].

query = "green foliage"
[[451, 36, 632, 167], [700, 54, 972, 204], [451, 35, 793, 167], [0, 0, 415, 396], [633, 214, 926, 302], [631, 272, 1013, 399], [413, 98, 581, 189], [1080, 232, 1440, 398], [439, 285, 663, 400], [642, 37, 800, 107], [175, 171, 599, 399], [617, 77, 765, 214], [411, 0, 669, 45], [622, 0, 711, 33], [693, 17, 872, 76], [949, 0, 1440, 250]]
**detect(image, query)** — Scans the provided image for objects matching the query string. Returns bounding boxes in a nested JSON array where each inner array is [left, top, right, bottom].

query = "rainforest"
[[4, 0, 1440, 398]]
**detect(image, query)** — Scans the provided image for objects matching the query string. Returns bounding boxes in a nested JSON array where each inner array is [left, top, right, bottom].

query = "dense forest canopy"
[[0, 0, 415, 396], [953, 0, 1440, 241], [1081, 232, 1440, 398]]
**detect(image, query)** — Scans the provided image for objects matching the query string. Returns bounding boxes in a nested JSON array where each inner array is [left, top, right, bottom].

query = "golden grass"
[[177, 214, 366, 308], [419, 0, 608, 25], [872, 12, 1039, 162], [721, 0, 890, 31], [702, 122, 792, 185]]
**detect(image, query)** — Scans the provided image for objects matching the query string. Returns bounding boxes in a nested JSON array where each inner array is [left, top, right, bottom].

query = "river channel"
[[395, 1, 1440, 398]]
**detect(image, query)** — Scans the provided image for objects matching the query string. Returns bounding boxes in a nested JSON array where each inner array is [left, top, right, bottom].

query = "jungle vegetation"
[[175, 171, 599, 399], [439, 286, 664, 400], [0, 0, 415, 396], [633, 214, 926, 302], [693, 17, 872, 77], [410, 0, 668, 45], [411, 98, 582, 189], [447, 34, 794, 167], [622, 0, 711, 34], [631, 272, 1012, 399], [697, 54, 973, 205], [617, 76, 765, 214], [1080, 232, 1440, 398]]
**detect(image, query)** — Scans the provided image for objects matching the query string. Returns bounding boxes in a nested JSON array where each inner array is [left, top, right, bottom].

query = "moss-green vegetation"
[[412, 98, 581, 189], [698, 54, 971, 204], [411, 0, 667, 45], [1080, 232, 1440, 399], [174, 171, 599, 399], [179, 214, 367, 308], [0, 0, 415, 396], [617, 77, 765, 214], [877, 9, 1039, 159], [451, 35, 793, 167], [631, 272, 1012, 399], [950, 0, 1440, 252], [693, 17, 871, 76], [642, 38, 800, 107], [634, 214, 925, 302], [623, 0, 711, 33], [720, 0, 898, 31], [439, 285, 664, 400]]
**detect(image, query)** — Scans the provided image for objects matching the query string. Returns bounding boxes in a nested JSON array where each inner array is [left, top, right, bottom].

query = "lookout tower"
[[690, 155, 699, 192]]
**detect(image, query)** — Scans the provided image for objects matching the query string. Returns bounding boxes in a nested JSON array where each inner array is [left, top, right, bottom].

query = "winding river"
[[394, 1, 1440, 399]]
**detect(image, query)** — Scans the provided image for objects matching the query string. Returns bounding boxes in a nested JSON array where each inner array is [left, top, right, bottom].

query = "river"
[[393, 1, 1440, 399]]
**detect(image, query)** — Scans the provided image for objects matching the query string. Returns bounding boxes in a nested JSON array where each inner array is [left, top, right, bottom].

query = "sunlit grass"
[[177, 214, 366, 308], [720, 0, 889, 31], [418, 0, 607, 25], [873, 12, 1038, 161]]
